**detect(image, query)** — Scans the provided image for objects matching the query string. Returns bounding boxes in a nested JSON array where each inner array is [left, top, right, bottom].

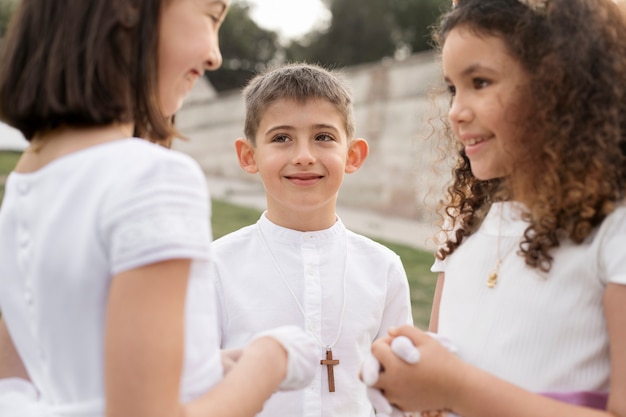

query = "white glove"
[[251, 325, 318, 391]]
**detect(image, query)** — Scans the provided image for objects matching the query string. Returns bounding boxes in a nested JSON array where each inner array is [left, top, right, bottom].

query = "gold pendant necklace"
[[487, 260, 502, 288], [487, 204, 517, 288]]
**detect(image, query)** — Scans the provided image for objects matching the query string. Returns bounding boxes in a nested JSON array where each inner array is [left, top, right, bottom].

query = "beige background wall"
[[175, 51, 450, 222]]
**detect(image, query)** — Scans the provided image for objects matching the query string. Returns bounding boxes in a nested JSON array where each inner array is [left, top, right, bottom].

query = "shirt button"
[[24, 290, 34, 305], [20, 233, 30, 248]]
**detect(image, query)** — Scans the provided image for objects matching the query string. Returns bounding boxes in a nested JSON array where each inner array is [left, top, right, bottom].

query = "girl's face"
[[442, 26, 529, 181], [158, 0, 230, 117]]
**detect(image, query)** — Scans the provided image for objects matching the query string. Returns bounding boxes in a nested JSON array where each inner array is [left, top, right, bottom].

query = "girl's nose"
[[204, 47, 222, 71], [448, 95, 473, 125], [204, 33, 223, 71]]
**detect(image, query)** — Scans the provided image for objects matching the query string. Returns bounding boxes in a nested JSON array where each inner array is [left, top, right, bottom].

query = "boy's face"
[[236, 98, 367, 230]]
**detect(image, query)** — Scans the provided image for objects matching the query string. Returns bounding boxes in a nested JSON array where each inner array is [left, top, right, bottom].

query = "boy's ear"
[[345, 138, 369, 174], [235, 138, 258, 174]]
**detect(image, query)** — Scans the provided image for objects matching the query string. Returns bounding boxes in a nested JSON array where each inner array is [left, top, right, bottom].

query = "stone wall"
[[174, 51, 450, 221]]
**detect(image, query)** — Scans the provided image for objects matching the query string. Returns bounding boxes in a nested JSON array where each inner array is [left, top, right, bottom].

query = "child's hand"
[[251, 325, 317, 391], [371, 326, 463, 413], [361, 336, 416, 417], [362, 336, 421, 417]]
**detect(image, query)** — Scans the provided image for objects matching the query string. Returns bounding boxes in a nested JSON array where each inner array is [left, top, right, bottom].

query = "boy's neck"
[[265, 208, 337, 232]]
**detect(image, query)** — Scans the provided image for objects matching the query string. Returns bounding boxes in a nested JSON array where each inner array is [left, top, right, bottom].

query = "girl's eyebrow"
[[203, 0, 228, 15], [445, 63, 499, 82]]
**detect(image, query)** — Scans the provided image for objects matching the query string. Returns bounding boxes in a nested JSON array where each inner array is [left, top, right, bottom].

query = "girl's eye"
[[204, 2, 227, 25], [447, 84, 456, 96], [473, 78, 489, 89], [315, 133, 334, 142]]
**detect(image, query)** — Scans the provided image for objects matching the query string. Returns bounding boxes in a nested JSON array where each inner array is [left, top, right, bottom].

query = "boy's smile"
[[236, 97, 367, 231]]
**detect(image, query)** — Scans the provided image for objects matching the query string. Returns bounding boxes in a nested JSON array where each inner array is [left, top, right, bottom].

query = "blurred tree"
[[286, 0, 447, 68], [206, 1, 280, 92], [0, 0, 17, 39], [390, 0, 448, 54]]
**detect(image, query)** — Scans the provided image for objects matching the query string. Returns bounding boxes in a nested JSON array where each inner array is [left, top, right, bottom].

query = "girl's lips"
[[465, 136, 488, 146], [463, 135, 493, 157]]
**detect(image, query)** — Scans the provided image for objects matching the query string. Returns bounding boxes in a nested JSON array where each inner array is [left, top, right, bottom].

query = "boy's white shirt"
[[212, 212, 413, 417]]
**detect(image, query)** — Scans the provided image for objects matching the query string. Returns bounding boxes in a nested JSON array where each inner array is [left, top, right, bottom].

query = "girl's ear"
[[345, 138, 369, 174], [234, 138, 258, 174]]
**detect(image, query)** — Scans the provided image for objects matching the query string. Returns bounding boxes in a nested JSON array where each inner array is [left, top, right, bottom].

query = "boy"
[[211, 63, 413, 417]]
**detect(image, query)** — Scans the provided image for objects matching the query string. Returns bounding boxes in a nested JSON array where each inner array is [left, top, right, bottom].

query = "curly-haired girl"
[[367, 0, 626, 416]]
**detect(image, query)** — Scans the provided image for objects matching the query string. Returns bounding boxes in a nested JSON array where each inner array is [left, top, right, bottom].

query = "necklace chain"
[[257, 223, 348, 350], [487, 204, 517, 288]]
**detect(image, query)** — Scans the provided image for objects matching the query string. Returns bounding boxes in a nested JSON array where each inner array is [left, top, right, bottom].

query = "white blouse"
[[0, 139, 222, 416], [433, 202, 626, 393]]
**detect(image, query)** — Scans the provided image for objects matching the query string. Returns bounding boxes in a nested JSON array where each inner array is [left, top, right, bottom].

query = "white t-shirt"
[[212, 213, 413, 417], [0, 139, 222, 416], [433, 201, 626, 393]]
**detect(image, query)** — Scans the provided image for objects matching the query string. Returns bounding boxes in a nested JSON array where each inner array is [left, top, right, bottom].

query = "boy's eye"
[[272, 134, 291, 143], [447, 84, 456, 96], [315, 133, 334, 142]]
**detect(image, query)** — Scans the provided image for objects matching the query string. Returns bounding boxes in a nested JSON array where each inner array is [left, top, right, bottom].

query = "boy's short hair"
[[0, 0, 174, 144], [242, 63, 355, 144]]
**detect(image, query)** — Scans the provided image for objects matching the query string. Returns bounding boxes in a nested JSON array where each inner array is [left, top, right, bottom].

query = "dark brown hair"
[[0, 0, 177, 145], [433, 0, 626, 271]]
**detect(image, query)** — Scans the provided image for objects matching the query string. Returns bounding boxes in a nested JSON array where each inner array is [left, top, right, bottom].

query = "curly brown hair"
[[432, 0, 626, 272]]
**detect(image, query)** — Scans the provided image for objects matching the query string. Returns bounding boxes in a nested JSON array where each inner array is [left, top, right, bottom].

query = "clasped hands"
[[361, 326, 459, 417]]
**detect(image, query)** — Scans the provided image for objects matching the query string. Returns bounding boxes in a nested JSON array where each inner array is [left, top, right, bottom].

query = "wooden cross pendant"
[[320, 348, 340, 392]]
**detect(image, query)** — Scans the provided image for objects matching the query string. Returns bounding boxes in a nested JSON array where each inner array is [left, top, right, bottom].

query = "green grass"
[[0, 150, 21, 201], [0, 151, 437, 328]]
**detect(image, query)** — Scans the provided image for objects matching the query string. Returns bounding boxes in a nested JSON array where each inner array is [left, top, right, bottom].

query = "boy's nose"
[[292, 142, 316, 165]]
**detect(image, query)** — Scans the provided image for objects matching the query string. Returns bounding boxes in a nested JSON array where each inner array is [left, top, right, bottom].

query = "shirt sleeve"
[[100, 152, 212, 275], [598, 206, 626, 285], [377, 254, 414, 338], [431, 257, 446, 273]]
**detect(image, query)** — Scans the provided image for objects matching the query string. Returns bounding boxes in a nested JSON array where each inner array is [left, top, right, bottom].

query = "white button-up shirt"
[[213, 213, 413, 417]]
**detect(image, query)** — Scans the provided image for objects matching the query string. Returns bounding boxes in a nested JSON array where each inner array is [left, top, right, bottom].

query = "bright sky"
[[241, 0, 331, 41]]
